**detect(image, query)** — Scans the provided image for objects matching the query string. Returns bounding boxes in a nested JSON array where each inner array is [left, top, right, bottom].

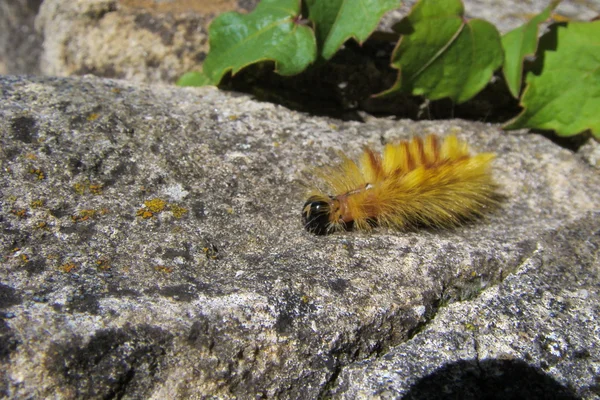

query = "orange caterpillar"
[[302, 134, 498, 235]]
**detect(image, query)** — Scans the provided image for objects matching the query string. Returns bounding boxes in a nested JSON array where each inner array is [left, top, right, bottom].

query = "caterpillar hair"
[[302, 134, 499, 235]]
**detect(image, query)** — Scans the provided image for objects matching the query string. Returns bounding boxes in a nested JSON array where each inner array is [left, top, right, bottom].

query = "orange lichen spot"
[[89, 184, 103, 195], [202, 244, 218, 260], [31, 199, 45, 208], [111, 88, 121, 94], [12, 248, 21, 253], [60, 262, 78, 273], [11, 209, 27, 218], [87, 113, 100, 122], [137, 209, 153, 219], [228, 115, 239, 121], [25, 153, 38, 160], [28, 167, 45, 180], [73, 181, 103, 195], [36, 221, 48, 229], [155, 265, 173, 273], [99, 208, 110, 215], [20, 254, 29, 263], [71, 209, 97, 222], [137, 198, 167, 219], [170, 204, 188, 219], [96, 257, 111, 270]]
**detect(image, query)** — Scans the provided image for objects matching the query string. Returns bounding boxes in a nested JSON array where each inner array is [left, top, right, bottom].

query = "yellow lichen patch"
[[71, 209, 97, 222], [11, 209, 27, 218], [20, 254, 29, 263], [145, 198, 167, 213], [25, 153, 38, 160], [225, 207, 234, 215], [154, 265, 173, 273], [228, 115, 239, 121], [28, 167, 45, 180], [73, 182, 86, 195], [87, 113, 100, 121], [137, 198, 167, 219], [170, 204, 188, 219], [31, 199, 45, 208], [60, 262, 77, 273]]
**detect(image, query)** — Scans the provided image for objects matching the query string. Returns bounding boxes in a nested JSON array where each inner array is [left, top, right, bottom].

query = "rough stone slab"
[[0, 75, 599, 398], [330, 215, 600, 399]]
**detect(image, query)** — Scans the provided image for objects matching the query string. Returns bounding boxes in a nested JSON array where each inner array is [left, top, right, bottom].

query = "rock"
[[0, 0, 44, 75], [2, 0, 594, 83], [34, 0, 232, 82], [329, 215, 600, 399], [0, 74, 599, 398]]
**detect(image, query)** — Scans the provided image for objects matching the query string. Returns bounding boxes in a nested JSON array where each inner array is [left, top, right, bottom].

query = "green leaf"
[[306, 0, 399, 60], [505, 21, 600, 137], [501, 0, 560, 98], [380, 0, 503, 104], [176, 71, 212, 87], [202, 0, 317, 85]]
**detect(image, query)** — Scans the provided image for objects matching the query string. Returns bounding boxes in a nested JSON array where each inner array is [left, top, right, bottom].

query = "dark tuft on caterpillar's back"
[[301, 134, 500, 235]]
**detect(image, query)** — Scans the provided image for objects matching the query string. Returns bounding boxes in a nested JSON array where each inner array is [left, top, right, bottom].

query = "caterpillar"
[[302, 134, 499, 235]]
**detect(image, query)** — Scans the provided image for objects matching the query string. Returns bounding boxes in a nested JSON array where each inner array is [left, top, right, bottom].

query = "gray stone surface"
[[0, 74, 599, 398], [330, 216, 600, 399], [381, 0, 599, 34]]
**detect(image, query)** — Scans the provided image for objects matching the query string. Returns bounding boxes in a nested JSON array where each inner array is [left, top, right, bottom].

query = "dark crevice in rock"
[[317, 364, 343, 400]]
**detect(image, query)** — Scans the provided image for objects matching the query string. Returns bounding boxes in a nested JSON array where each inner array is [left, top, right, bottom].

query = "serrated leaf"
[[501, 0, 561, 98], [176, 71, 212, 87], [201, 0, 317, 85], [505, 21, 600, 137], [306, 0, 399, 60], [380, 0, 503, 104]]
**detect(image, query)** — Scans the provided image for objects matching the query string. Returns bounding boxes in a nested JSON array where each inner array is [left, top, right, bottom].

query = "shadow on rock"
[[403, 359, 579, 400]]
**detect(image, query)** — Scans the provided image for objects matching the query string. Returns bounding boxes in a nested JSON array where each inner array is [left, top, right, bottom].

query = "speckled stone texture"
[[0, 75, 598, 398]]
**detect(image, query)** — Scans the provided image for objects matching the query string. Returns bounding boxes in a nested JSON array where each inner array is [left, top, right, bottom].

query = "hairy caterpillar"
[[302, 134, 498, 235]]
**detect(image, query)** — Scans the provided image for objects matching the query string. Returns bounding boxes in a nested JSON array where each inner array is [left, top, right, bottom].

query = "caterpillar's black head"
[[302, 196, 332, 235]]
